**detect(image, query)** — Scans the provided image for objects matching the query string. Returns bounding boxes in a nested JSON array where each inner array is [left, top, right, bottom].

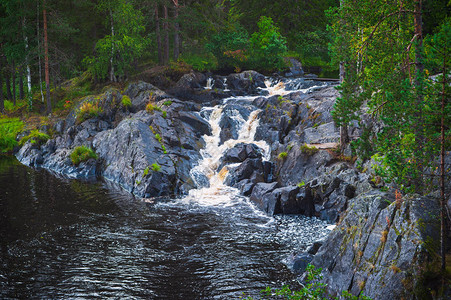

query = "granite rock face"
[[309, 191, 441, 300]]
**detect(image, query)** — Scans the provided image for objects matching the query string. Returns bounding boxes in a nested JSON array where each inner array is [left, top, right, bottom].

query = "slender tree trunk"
[[155, 4, 163, 65], [339, 0, 349, 154], [23, 17, 32, 109], [5, 66, 12, 101], [37, 0, 44, 103], [19, 69, 24, 100], [43, 0, 51, 115], [0, 57, 3, 112], [163, 5, 169, 65], [173, 0, 180, 60], [109, 8, 116, 82], [12, 60, 16, 105], [414, 0, 424, 193], [440, 45, 447, 273]]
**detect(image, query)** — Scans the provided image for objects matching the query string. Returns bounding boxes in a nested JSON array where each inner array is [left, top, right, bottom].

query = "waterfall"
[[205, 77, 214, 89], [186, 101, 269, 206]]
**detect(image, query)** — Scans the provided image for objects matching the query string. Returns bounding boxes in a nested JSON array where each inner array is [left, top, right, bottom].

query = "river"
[[0, 77, 332, 299]]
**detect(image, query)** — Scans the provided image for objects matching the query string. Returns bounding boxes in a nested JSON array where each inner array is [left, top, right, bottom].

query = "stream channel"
[[0, 78, 332, 299]]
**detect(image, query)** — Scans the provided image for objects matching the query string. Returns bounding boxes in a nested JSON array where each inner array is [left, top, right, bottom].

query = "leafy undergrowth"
[[70, 146, 97, 165], [19, 129, 50, 146], [0, 117, 24, 154]]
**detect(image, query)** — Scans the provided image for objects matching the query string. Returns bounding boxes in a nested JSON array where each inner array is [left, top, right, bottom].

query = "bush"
[[121, 95, 132, 108], [179, 52, 218, 72], [76, 99, 103, 122], [70, 146, 97, 165], [151, 163, 161, 172], [249, 16, 288, 71], [300, 144, 319, 156], [19, 129, 50, 146], [278, 151, 288, 160], [206, 26, 250, 70], [146, 102, 162, 113], [0, 118, 24, 153]]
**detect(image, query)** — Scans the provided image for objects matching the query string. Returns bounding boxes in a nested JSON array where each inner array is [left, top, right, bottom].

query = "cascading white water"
[[205, 77, 214, 89], [185, 103, 269, 206]]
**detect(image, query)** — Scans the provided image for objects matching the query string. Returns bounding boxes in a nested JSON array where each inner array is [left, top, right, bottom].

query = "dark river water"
[[0, 156, 330, 299]]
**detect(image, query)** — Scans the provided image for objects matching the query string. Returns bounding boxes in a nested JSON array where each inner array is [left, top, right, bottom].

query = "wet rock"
[[222, 143, 262, 165], [291, 253, 313, 274], [249, 182, 280, 214], [124, 81, 171, 112], [226, 70, 266, 95], [218, 104, 251, 144], [308, 191, 441, 300]]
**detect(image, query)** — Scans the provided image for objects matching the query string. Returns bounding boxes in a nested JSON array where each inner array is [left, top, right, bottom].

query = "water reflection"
[[0, 157, 329, 299]]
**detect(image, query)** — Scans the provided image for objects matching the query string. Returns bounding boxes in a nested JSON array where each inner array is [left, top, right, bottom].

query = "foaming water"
[[0, 157, 331, 299]]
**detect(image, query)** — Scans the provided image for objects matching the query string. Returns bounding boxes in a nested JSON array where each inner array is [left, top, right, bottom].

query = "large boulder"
[[308, 191, 442, 299], [226, 70, 266, 95]]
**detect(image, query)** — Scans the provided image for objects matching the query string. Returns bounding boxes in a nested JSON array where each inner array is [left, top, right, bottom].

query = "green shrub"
[[162, 111, 167, 118], [0, 118, 24, 153], [121, 95, 132, 108], [151, 163, 161, 172], [146, 102, 162, 113], [300, 144, 319, 156], [143, 166, 150, 177], [278, 151, 288, 160], [249, 16, 288, 71], [76, 99, 103, 122], [70, 146, 97, 165], [19, 129, 50, 146], [179, 52, 218, 72], [162, 100, 172, 106], [154, 133, 167, 154], [297, 181, 306, 187]]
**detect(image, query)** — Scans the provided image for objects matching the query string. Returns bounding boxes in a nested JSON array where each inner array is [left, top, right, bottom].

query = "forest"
[[0, 0, 451, 298]]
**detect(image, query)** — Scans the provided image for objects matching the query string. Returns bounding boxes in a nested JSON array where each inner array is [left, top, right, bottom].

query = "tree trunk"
[[37, 0, 44, 103], [0, 57, 3, 113], [155, 4, 163, 65], [43, 0, 51, 115], [173, 0, 180, 60], [109, 8, 116, 82], [338, 0, 349, 154], [5, 66, 12, 101], [12, 60, 16, 105], [163, 5, 169, 65], [22, 16, 32, 108], [19, 69, 24, 100], [414, 0, 424, 193], [440, 43, 447, 273]]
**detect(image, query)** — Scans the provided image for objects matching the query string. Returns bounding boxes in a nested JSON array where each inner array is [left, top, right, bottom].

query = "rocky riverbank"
[[15, 70, 448, 299]]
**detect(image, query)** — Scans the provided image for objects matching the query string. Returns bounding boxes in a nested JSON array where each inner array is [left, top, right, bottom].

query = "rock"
[[276, 185, 301, 214], [303, 122, 339, 144], [224, 158, 265, 186], [306, 240, 324, 255], [124, 81, 171, 112], [221, 143, 262, 165], [218, 104, 251, 144], [285, 58, 304, 77], [249, 182, 280, 214], [226, 71, 266, 95], [291, 253, 313, 274], [308, 191, 442, 300], [178, 111, 211, 137]]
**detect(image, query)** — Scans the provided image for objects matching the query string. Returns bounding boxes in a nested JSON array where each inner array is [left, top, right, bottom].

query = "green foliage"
[[297, 181, 306, 187], [329, 2, 450, 193], [163, 101, 173, 106], [143, 166, 150, 177], [154, 133, 167, 154], [278, 151, 288, 160], [249, 16, 287, 71], [179, 52, 218, 72], [206, 25, 250, 70], [76, 99, 103, 122], [146, 103, 162, 114], [245, 264, 371, 300], [121, 95, 131, 108], [83, 0, 148, 81], [70, 146, 97, 165], [151, 163, 161, 172], [300, 144, 319, 156], [19, 129, 50, 146], [0, 118, 24, 154]]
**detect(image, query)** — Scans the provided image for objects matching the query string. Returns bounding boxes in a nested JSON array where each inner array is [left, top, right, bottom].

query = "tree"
[[43, 0, 51, 114], [83, 0, 147, 81]]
